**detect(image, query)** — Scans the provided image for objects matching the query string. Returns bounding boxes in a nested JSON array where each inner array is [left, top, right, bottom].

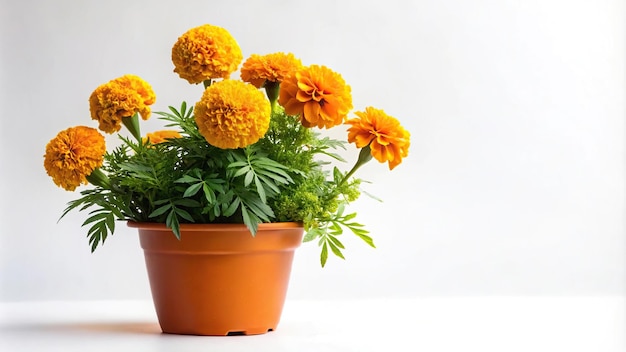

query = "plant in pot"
[[43, 23, 411, 336]]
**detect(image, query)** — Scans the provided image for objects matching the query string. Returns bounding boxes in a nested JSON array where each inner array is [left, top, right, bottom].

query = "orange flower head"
[[89, 74, 156, 134], [346, 107, 410, 170], [172, 24, 243, 84], [194, 80, 271, 149], [278, 65, 353, 129], [240, 52, 302, 88], [44, 126, 106, 191], [143, 130, 182, 144]]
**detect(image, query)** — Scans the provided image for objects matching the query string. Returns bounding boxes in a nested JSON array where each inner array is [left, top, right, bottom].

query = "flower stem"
[[122, 113, 142, 143], [338, 145, 373, 187], [264, 81, 280, 115], [86, 167, 111, 188]]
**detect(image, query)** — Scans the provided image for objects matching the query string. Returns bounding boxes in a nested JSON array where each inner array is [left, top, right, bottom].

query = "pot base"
[[162, 327, 274, 336]]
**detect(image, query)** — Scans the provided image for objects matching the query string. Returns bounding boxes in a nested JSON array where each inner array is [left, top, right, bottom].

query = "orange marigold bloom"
[[44, 126, 106, 191], [172, 24, 243, 84], [346, 107, 410, 170], [240, 52, 302, 88], [278, 65, 353, 129], [143, 130, 182, 144], [89, 74, 156, 134], [194, 80, 271, 149]]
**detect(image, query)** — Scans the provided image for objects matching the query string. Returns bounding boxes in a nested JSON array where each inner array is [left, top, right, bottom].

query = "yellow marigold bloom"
[[346, 107, 410, 170], [143, 130, 182, 144], [240, 52, 302, 88], [278, 64, 353, 129], [44, 126, 106, 191], [172, 24, 243, 84], [89, 74, 156, 134], [194, 80, 271, 149]]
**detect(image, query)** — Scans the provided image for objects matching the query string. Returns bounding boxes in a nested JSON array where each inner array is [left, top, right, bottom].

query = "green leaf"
[[255, 166, 291, 181], [362, 189, 384, 203], [166, 209, 181, 240], [175, 207, 194, 222], [328, 234, 345, 249], [168, 105, 180, 117], [153, 199, 170, 206], [85, 217, 110, 253], [183, 182, 203, 197], [228, 161, 249, 168], [349, 227, 370, 236], [149, 203, 171, 218], [242, 195, 274, 221], [254, 176, 266, 203], [330, 222, 343, 235], [320, 242, 329, 267], [342, 212, 357, 221], [303, 228, 321, 242], [241, 204, 258, 236], [119, 162, 153, 173], [202, 183, 216, 203], [327, 240, 346, 260], [255, 174, 280, 193], [105, 213, 115, 233], [175, 174, 200, 183], [255, 162, 291, 179], [244, 171, 254, 187], [336, 203, 345, 217], [333, 167, 343, 183], [231, 165, 251, 178], [354, 232, 376, 248], [173, 198, 200, 207], [82, 211, 108, 226], [87, 223, 101, 238], [223, 197, 240, 217]]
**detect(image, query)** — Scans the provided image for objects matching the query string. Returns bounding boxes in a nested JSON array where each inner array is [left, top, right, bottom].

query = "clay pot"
[[128, 221, 304, 336]]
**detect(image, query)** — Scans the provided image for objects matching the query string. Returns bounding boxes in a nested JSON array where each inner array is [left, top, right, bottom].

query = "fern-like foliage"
[[61, 102, 371, 266]]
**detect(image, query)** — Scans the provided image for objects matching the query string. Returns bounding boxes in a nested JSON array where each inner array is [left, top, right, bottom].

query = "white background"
[[0, 0, 623, 301]]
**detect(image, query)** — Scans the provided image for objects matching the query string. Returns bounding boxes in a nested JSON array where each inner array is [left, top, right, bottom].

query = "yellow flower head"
[[44, 126, 106, 191], [89, 74, 156, 134], [346, 107, 410, 170], [278, 65, 352, 129], [172, 24, 243, 84], [240, 52, 302, 88], [194, 80, 271, 149], [143, 130, 182, 145]]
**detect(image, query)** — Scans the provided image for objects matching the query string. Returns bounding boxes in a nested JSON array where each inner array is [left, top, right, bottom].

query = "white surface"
[[0, 297, 624, 352], [0, 0, 624, 300]]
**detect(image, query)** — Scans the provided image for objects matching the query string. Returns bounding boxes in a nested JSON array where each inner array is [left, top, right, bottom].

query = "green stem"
[[338, 145, 373, 187], [264, 81, 280, 115], [122, 113, 142, 143], [203, 79, 213, 89], [86, 167, 111, 188]]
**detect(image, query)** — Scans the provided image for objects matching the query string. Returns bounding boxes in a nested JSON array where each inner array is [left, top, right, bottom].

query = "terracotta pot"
[[128, 221, 304, 336]]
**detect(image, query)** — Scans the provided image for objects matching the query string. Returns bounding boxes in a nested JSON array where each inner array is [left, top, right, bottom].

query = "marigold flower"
[[172, 24, 243, 84], [278, 65, 353, 129], [194, 80, 271, 149], [44, 126, 106, 191], [89, 74, 156, 134], [143, 130, 182, 144], [346, 107, 410, 170], [240, 52, 302, 88]]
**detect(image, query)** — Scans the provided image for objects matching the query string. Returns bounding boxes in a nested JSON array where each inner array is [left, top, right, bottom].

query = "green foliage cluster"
[[64, 103, 375, 266]]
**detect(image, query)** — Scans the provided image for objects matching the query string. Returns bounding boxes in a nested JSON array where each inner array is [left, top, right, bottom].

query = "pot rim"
[[127, 221, 303, 232]]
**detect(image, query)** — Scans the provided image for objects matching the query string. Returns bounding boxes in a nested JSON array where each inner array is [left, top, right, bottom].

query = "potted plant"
[[43, 23, 411, 336]]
